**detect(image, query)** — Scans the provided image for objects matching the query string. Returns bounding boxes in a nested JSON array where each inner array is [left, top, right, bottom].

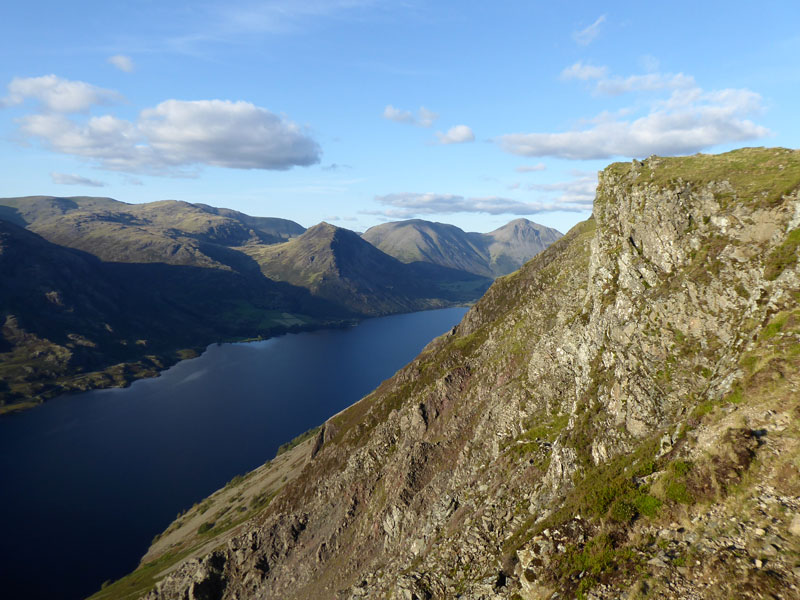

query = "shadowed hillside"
[[0, 197, 491, 412], [244, 222, 491, 316]]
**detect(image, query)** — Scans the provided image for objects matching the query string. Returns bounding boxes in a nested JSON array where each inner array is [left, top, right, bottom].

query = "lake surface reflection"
[[0, 307, 467, 600]]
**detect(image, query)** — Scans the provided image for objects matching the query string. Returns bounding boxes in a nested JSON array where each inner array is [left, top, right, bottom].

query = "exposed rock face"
[[137, 148, 800, 600]]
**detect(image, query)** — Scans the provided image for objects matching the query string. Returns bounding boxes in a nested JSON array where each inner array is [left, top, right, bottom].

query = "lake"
[[0, 307, 467, 600]]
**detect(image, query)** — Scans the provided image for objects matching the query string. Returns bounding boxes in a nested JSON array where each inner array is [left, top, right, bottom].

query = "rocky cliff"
[[102, 148, 800, 600]]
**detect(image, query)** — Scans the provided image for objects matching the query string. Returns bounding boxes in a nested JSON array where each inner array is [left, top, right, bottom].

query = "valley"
[[1, 197, 553, 413]]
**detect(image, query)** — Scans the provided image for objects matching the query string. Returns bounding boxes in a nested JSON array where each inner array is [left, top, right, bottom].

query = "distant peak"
[[305, 221, 338, 234]]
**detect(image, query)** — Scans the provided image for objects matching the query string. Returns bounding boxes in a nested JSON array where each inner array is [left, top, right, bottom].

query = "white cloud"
[[526, 175, 597, 208], [595, 72, 695, 96], [515, 163, 547, 173], [436, 124, 475, 144], [20, 114, 145, 170], [138, 99, 321, 170], [560, 61, 608, 81], [383, 104, 414, 124], [497, 75, 769, 160], [50, 172, 106, 187], [573, 15, 606, 45], [108, 55, 135, 73], [383, 104, 439, 127], [12, 81, 321, 174], [561, 62, 695, 96], [418, 106, 438, 127], [1, 75, 121, 113], [370, 191, 591, 218]]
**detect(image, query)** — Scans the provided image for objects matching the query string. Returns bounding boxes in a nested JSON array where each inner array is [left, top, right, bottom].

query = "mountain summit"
[[244, 222, 490, 316], [362, 217, 562, 278]]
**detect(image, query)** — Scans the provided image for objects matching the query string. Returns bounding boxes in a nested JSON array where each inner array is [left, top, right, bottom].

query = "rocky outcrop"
[[133, 148, 800, 600]]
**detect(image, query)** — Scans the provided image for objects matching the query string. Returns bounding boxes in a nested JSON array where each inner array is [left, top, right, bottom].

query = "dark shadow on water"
[[0, 306, 468, 600]]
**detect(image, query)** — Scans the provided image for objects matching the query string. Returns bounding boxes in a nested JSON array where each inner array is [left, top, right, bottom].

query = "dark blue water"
[[0, 307, 466, 600]]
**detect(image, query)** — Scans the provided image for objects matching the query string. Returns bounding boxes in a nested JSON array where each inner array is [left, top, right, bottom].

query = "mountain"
[[0, 197, 488, 412], [483, 218, 563, 276], [361, 219, 491, 276], [0, 219, 341, 410], [243, 222, 491, 316], [361, 217, 562, 278], [0, 195, 306, 266], [105, 148, 800, 600]]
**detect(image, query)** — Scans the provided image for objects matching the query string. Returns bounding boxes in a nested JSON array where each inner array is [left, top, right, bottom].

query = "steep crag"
[[99, 148, 800, 600]]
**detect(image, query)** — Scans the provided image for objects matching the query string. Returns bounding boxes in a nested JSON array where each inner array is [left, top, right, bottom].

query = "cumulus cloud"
[[108, 55, 135, 72], [560, 61, 608, 81], [9, 79, 321, 175], [138, 99, 320, 170], [515, 163, 547, 173], [20, 114, 144, 170], [382, 104, 439, 127], [369, 190, 591, 218], [50, 172, 106, 187], [573, 15, 606, 45], [497, 76, 769, 160], [1, 75, 121, 113], [436, 124, 475, 144], [383, 104, 414, 124]]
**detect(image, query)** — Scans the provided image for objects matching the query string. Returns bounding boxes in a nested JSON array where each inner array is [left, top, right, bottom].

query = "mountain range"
[[96, 148, 800, 600], [0, 196, 558, 411], [362, 218, 562, 278]]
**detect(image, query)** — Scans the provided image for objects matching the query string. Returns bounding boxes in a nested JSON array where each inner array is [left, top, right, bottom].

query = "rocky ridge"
[[101, 148, 799, 600]]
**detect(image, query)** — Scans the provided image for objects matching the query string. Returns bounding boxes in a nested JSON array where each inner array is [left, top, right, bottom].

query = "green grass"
[[659, 460, 695, 505], [276, 425, 321, 456], [604, 147, 800, 209], [764, 228, 800, 280], [197, 521, 215, 534], [86, 547, 197, 600]]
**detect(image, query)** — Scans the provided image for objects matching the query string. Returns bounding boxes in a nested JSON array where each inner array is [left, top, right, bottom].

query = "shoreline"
[[0, 317, 358, 417], [0, 303, 475, 417]]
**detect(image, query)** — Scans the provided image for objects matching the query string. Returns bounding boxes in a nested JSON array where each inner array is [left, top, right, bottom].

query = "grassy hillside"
[[0, 219, 343, 411], [245, 222, 491, 316], [0, 197, 492, 411]]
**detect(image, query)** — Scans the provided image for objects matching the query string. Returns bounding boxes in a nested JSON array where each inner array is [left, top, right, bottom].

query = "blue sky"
[[1, 1, 798, 234]]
